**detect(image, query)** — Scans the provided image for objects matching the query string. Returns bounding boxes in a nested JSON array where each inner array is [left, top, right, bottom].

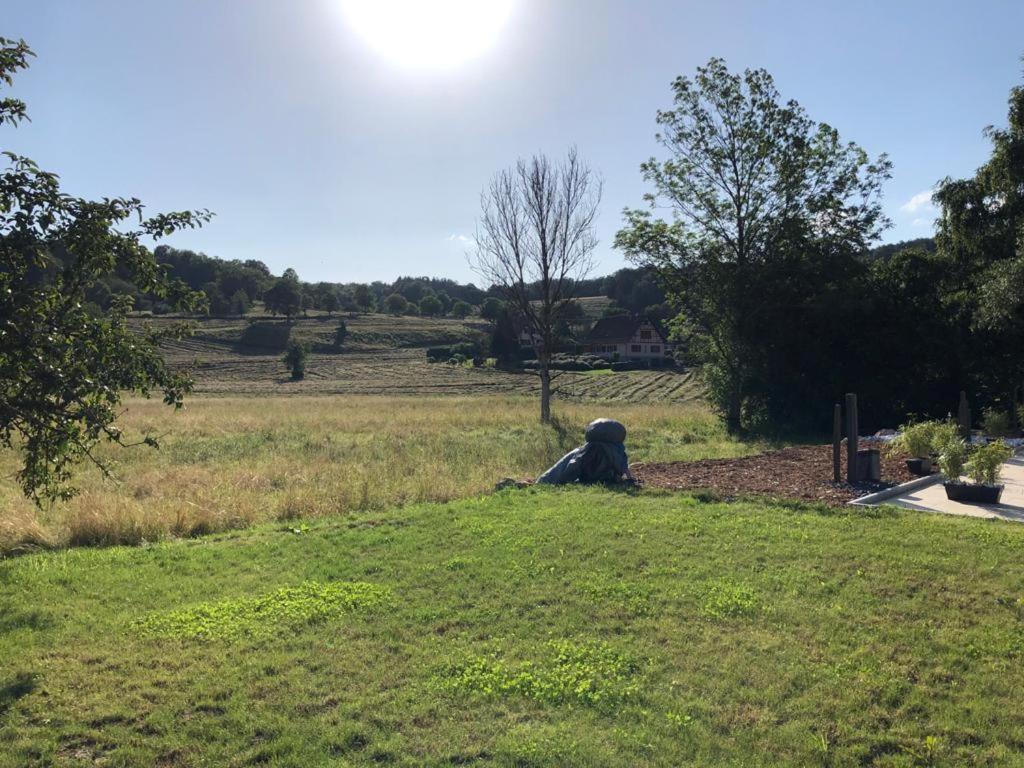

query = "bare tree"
[[472, 149, 602, 423]]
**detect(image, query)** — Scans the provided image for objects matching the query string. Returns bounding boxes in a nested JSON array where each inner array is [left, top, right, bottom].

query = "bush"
[[283, 341, 308, 380], [333, 320, 348, 350], [887, 420, 939, 459], [935, 430, 967, 481], [965, 440, 1013, 485], [982, 408, 1014, 437]]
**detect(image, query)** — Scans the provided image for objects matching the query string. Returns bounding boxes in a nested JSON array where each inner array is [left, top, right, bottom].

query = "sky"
[[4, 0, 1024, 284]]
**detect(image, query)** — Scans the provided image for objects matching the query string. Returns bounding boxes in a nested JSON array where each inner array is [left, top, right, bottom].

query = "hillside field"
[[145, 313, 697, 401], [4, 489, 1024, 766]]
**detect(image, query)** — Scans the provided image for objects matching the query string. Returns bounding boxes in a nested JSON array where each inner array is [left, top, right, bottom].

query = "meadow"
[[4, 488, 1024, 766], [0, 395, 757, 556]]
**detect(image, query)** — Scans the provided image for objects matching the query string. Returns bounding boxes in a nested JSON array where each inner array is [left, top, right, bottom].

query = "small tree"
[[384, 292, 408, 315], [472, 149, 602, 422], [333, 320, 348, 349], [451, 300, 473, 319], [283, 341, 308, 380], [229, 289, 251, 317], [321, 291, 340, 316], [419, 295, 443, 316], [264, 277, 301, 320], [353, 283, 374, 313], [480, 297, 506, 322], [490, 309, 520, 363]]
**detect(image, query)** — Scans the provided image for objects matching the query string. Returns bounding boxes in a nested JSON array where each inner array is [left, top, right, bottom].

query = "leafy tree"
[[0, 38, 210, 503], [419, 295, 443, 316], [300, 292, 315, 316], [264, 277, 301, 320], [451, 300, 473, 318], [282, 340, 308, 380], [617, 58, 890, 432], [384, 292, 408, 315], [321, 290, 340, 316], [490, 309, 520, 363], [201, 281, 230, 316], [480, 296, 506, 322], [353, 283, 373, 312], [435, 291, 452, 314], [229, 289, 251, 317], [333, 320, 348, 349]]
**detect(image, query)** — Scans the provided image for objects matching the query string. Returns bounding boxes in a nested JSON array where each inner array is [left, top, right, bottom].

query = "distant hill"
[[866, 237, 937, 262]]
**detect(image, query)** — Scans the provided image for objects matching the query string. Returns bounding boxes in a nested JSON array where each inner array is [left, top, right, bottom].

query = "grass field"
[[144, 313, 698, 401], [3, 488, 1024, 766], [0, 395, 758, 556]]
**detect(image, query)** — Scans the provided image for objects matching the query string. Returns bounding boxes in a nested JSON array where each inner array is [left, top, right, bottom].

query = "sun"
[[338, 0, 515, 71]]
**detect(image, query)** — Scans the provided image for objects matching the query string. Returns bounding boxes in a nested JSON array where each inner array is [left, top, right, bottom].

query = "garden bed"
[[634, 440, 914, 506]]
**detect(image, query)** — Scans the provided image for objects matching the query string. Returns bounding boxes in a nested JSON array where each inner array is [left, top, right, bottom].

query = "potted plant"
[[888, 421, 938, 476], [940, 438, 1013, 504]]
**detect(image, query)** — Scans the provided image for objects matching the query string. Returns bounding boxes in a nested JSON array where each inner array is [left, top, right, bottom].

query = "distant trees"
[[451, 300, 473, 318], [480, 297, 506, 322], [229, 289, 251, 317], [321, 290, 340, 316], [0, 37, 210, 503], [264, 276, 302, 320], [353, 284, 374, 312], [384, 293, 409, 315], [419, 295, 443, 316], [473, 149, 602, 423], [617, 58, 890, 432]]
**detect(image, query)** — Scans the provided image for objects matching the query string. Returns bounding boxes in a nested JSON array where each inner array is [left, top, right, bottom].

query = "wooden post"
[[957, 390, 971, 439], [845, 393, 858, 484], [832, 403, 842, 483]]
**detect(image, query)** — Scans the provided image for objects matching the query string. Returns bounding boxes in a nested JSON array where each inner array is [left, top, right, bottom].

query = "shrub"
[[333, 320, 348, 350], [982, 408, 1014, 438], [888, 420, 938, 458], [935, 431, 967, 481], [966, 440, 1013, 485], [283, 341, 308, 380]]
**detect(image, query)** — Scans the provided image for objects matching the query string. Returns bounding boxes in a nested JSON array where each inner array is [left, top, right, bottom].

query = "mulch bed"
[[633, 441, 915, 506]]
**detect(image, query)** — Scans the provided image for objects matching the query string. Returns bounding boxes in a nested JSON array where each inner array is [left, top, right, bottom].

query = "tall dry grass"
[[0, 395, 759, 555]]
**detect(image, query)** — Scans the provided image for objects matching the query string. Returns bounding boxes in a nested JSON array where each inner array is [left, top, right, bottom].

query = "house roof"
[[587, 315, 668, 343]]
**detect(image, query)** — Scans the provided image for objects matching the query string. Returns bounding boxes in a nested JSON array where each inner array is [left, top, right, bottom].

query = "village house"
[[585, 315, 673, 362]]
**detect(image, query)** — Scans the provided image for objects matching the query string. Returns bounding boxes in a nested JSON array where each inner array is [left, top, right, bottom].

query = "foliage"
[[480, 296, 506, 322], [935, 432, 967, 481], [888, 420, 941, 459], [282, 340, 308, 380], [264, 275, 302, 319], [617, 58, 891, 432], [0, 38, 210, 503], [418, 294, 443, 316], [384, 292, 408, 315], [239, 322, 291, 351], [697, 580, 758, 619], [489, 308, 520, 362], [135, 580, 390, 640], [981, 407, 1014, 438], [450, 299, 473, 318], [965, 440, 1013, 486], [333, 319, 348, 349]]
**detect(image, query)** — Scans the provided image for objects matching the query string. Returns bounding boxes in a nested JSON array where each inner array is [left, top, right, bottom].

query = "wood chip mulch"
[[633, 441, 914, 506]]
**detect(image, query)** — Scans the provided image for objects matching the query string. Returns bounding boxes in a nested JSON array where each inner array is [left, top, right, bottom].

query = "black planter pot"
[[906, 457, 933, 476], [943, 482, 1004, 504]]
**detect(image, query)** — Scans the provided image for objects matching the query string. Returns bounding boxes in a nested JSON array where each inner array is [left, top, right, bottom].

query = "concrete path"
[[885, 456, 1024, 522]]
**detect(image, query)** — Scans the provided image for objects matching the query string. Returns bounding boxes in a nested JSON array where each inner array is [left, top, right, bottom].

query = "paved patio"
[[883, 456, 1024, 522]]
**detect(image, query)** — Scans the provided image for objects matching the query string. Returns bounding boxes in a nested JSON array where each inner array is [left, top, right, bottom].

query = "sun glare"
[[338, 0, 515, 71]]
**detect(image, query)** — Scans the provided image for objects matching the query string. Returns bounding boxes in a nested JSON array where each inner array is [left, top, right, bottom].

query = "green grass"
[[4, 487, 1024, 766]]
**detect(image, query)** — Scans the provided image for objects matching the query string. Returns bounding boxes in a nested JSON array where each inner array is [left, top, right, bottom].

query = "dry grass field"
[[0, 395, 759, 556]]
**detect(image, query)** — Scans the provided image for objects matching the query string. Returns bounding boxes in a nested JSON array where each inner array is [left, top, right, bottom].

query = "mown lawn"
[[3, 488, 1024, 766]]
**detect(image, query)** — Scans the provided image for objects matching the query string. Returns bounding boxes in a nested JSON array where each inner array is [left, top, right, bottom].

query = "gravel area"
[[634, 440, 915, 506]]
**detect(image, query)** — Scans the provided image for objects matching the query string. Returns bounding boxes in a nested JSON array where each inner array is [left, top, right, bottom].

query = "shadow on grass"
[[0, 672, 37, 718], [0, 609, 54, 635]]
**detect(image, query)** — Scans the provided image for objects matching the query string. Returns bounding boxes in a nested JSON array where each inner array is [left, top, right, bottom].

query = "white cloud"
[[911, 217, 931, 228], [901, 190, 934, 214], [447, 233, 473, 245]]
